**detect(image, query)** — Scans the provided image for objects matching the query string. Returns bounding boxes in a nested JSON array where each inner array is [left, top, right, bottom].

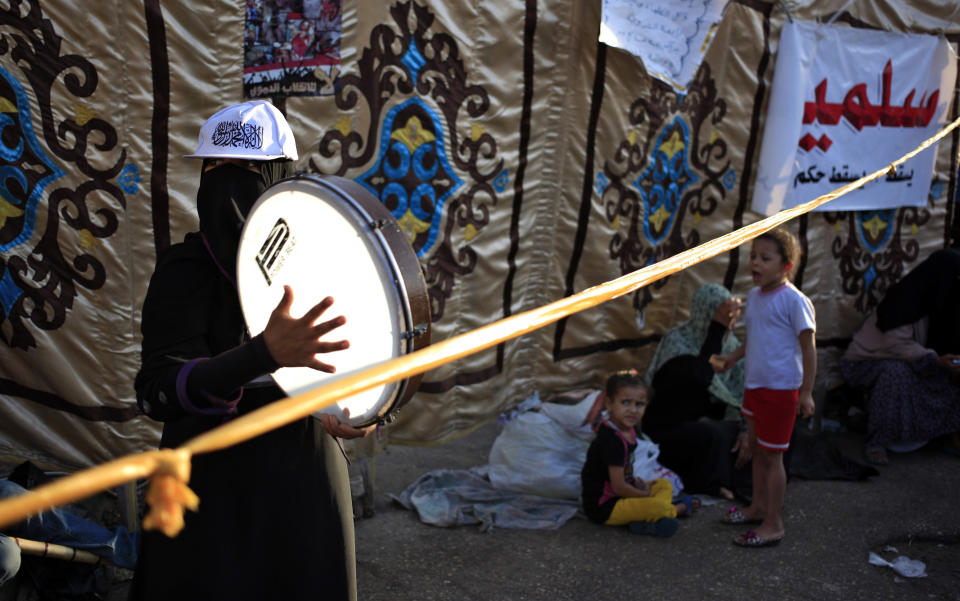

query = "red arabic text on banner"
[[751, 21, 956, 215]]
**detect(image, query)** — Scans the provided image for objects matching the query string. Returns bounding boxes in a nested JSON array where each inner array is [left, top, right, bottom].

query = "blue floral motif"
[[863, 263, 877, 294], [633, 117, 698, 245], [0, 269, 20, 315], [856, 209, 894, 253], [0, 65, 65, 253], [401, 42, 427, 88], [930, 180, 945, 200], [494, 169, 510, 193], [357, 98, 463, 257], [856, 209, 895, 294], [594, 172, 608, 197], [723, 168, 736, 191], [118, 163, 141, 194]]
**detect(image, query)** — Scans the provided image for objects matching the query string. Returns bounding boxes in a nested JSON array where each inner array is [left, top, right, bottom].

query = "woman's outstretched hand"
[[263, 285, 349, 372]]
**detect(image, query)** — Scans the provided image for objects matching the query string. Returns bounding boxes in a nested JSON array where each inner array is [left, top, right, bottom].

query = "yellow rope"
[[1, 114, 958, 535]]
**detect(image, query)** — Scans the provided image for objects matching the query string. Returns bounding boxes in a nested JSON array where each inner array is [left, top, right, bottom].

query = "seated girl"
[[580, 371, 698, 537]]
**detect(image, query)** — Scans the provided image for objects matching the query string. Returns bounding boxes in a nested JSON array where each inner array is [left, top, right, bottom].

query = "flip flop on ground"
[[720, 506, 761, 525], [733, 530, 783, 548]]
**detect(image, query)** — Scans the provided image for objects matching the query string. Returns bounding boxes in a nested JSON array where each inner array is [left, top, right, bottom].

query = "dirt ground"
[[2, 419, 958, 601], [354, 422, 960, 601]]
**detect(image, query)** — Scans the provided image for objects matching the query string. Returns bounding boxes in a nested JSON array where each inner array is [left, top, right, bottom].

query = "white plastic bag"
[[632, 435, 684, 494], [868, 552, 927, 578], [488, 390, 684, 499], [487, 392, 598, 500]]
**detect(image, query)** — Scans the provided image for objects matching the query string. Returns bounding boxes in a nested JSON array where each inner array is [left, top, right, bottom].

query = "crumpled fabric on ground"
[[390, 466, 580, 532]]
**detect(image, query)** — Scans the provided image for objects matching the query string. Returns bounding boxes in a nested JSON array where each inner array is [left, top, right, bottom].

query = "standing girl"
[[580, 370, 698, 537], [716, 228, 816, 547]]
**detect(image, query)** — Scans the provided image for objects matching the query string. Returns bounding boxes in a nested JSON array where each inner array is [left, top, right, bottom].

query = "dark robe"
[[876, 247, 960, 355], [642, 322, 752, 499], [130, 163, 354, 601]]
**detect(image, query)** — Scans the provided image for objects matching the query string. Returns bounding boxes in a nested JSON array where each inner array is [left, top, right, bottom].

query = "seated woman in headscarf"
[[642, 283, 751, 500], [840, 247, 960, 466]]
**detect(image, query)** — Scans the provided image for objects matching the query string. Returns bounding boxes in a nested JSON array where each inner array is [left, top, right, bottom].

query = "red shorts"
[[741, 388, 798, 452]]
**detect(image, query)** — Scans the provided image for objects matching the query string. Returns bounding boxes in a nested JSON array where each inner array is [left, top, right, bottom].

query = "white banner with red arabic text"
[[752, 21, 956, 215]]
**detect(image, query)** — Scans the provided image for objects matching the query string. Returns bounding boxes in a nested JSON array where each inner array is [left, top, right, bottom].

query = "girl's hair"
[[755, 228, 801, 280], [604, 369, 649, 399]]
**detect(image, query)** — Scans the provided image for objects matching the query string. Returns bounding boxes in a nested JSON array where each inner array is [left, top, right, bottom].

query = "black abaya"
[[131, 163, 355, 600]]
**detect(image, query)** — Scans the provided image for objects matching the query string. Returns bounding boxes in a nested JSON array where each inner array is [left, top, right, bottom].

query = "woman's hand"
[[319, 413, 375, 439], [710, 354, 733, 373], [630, 478, 651, 497], [263, 285, 349, 372]]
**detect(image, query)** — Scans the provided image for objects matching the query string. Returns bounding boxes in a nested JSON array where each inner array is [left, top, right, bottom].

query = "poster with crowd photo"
[[243, 0, 342, 99]]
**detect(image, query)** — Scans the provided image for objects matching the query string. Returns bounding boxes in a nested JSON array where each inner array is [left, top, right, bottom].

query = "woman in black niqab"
[[131, 154, 361, 601], [195, 159, 295, 281]]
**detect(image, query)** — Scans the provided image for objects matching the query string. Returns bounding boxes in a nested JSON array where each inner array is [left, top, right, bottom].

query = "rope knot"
[[142, 449, 198, 537]]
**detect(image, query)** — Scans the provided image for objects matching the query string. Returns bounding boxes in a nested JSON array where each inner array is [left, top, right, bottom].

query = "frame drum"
[[236, 175, 431, 427]]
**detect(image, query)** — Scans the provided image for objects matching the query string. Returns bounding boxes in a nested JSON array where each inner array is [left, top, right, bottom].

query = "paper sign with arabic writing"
[[752, 21, 956, 215], [599, 0, 728, 92]]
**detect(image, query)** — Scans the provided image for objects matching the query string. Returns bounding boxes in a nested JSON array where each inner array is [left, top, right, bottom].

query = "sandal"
[[676, 494, 701, 518], [864, 446, 889, 466], [720, 506, 760, 525], [733, 529, 783, 548]]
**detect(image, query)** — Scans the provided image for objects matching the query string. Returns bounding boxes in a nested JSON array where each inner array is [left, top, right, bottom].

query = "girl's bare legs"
[[752, 447, 786, 540], [740, 419, 766, 521]]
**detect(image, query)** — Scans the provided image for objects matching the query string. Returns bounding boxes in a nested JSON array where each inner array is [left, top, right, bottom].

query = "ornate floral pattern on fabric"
[[358, 97, 463, 258], [824, 205, 929, 312], [598, 64, 732, 313], [315, 0, 505, 320], [0, 0, 129, 349]]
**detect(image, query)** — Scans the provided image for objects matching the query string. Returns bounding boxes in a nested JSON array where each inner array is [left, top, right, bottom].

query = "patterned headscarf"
[[644, 283, 745, 407]]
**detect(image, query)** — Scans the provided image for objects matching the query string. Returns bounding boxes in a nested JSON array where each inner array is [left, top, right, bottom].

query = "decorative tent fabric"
[[1, 0, 959, 471]]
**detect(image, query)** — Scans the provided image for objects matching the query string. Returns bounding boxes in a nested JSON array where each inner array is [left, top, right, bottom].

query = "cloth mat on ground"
[[390, 466, 580, 532], [392, 390, 682, 531]]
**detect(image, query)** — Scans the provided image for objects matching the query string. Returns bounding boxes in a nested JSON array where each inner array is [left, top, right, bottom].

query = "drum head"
[[236, 175, 429, 426]]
